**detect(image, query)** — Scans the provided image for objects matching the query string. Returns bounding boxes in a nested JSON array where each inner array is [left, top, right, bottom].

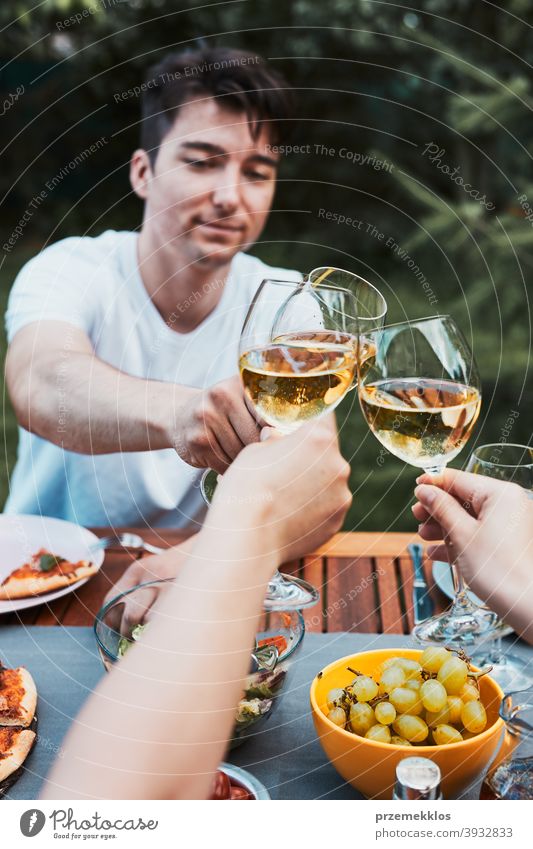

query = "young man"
[[5, 47, 299, 529]]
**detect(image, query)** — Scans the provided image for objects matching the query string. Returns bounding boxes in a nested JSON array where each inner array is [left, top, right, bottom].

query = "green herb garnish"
[[38, 554, 65, 572]]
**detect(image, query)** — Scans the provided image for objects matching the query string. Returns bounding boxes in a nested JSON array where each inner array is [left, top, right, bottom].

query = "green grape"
[[375, 701, 397, 725], [395, 659, 423, 680], [389, 687, 422, 715], [379, 666, 406, 695], [349, 702, 375, 735], [327, 706, 346, 727], [433, 724, 464, 745], [390, 735, 412, 746], [365, 724, 391, 744], [461, 700, 487, 733], [352, 675, 379, 703], [420, 646, 452, 674], [459, 682, 480, 703], [447, 695, 464, 725], [420, 679, 448, 712], [393, 715, 429, 743], [437, 657, 468, 694], [380, 657, 402, 674], [405, 679, 421, 693], [326, 688, 345, 710], [425, 705, 450, 728]]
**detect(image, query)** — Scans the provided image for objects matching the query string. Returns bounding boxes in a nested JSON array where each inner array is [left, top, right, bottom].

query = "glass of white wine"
[[465, 443, 533, 690], [358, 314, 491, 646], [201, 271, 387, 610], [238, 276, 360, 609]]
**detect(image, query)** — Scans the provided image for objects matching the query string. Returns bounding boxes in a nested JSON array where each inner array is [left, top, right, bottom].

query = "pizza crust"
[[0, 728, 36, 782], [0, 668, 37, 727], [0, 562, 99, 600]]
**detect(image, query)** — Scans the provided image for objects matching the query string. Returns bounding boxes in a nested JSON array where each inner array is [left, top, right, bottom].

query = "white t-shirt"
[[4, 230, 301, 528]]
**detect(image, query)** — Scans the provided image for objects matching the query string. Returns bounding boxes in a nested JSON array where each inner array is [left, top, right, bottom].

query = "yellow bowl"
[[310, 648, 504, 800]]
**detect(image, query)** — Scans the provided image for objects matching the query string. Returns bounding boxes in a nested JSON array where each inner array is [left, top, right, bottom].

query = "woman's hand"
[[413, 468, 533, 643], [209, 416, 352, 563]]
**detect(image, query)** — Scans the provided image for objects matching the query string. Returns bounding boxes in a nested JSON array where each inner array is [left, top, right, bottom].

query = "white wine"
[[359, 378, 481, 469], [274, 331, 375, 381], [240, 339, 356, 431]]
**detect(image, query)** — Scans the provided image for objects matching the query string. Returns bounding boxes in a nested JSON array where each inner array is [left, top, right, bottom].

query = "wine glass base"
[[413, 606, 498, 649], [470, 651, 533, 692], [263, 573, 319, 611]]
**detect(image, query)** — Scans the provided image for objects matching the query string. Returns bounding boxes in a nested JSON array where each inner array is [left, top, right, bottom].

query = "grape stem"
[[467, 666, 494, 679]]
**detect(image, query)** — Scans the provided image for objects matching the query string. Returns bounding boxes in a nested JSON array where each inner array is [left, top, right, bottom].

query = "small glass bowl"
[[94, 580, 305, 747]]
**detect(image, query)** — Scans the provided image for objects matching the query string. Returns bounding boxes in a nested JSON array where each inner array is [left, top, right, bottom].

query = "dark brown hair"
[[140, 47, 294, 164]]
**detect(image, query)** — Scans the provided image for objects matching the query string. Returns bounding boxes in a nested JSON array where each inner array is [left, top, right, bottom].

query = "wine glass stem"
[[482, 633, 505, 666], [425, 465, 446, 478], [451, 562, 466, 597], [449, 562, 479, 613]]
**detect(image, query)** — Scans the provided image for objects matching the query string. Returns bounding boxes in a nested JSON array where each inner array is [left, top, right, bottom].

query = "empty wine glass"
[[466, 443, 533, 689]]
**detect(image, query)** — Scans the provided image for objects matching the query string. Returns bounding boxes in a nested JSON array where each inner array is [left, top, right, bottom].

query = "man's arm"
[[6, 321, 260, 472]]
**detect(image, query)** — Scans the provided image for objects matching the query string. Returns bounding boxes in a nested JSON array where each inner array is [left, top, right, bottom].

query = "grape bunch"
[[325, 648, 489, 746]]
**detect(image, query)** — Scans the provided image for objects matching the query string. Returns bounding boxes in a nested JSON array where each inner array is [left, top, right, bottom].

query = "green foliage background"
[[1, 0, 532, 530]]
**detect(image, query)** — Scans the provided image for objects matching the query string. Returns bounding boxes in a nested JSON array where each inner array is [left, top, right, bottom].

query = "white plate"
[[432, 560, 514, 638], [0, 514, 104, 615]]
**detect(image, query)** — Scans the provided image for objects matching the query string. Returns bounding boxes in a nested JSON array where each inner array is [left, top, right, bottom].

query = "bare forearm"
[[9, 338, 194, 454], [41, 504, 277, 799]]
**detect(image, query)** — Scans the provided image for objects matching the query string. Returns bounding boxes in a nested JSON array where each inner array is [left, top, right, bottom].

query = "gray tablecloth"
[[1, 627, 531, 800], [1, 626, 105, 800]]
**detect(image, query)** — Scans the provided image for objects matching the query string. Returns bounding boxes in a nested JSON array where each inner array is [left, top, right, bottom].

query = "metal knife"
[[408, 543, 435, 625]]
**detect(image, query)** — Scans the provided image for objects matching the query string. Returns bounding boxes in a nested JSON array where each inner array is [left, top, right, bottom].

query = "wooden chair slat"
[[325, 557, 380, 633], [375, 556, 405, 634], [301, 555, 325, 633]]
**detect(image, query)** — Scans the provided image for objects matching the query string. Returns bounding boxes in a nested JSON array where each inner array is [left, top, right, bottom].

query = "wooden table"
[[2, 530, 450, 633]]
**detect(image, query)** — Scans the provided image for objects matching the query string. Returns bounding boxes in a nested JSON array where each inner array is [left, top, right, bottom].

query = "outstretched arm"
[[40, 421, 351, 799], [6, 321, 259, 473], [41, 504, 276, 800]]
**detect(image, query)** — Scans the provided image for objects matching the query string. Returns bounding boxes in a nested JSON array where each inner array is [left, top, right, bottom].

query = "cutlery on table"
[[90, 532, 164, 557], [408, 542, 434, 625]]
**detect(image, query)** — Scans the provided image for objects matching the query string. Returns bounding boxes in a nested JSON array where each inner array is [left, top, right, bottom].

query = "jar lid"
[[393, 757, 442, 800]]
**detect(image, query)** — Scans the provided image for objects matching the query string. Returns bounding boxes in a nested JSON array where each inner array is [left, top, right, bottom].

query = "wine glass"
[[201, 269, 387, 610], [238, 275, 361, 609], [201, 268, 387, 485], [357, 314, 490, 646], [465, 443, 533, 689]]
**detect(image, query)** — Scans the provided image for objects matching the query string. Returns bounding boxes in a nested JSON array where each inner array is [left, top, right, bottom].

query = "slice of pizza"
[[0, 727, 36, 782], [0, 666, 37, 727], [0, 549, 99, 600]]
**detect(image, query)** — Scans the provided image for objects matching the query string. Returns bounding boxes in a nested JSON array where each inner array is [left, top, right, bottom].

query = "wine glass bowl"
[[467, 443, 533, 490], [358, 315, 482, 476], [239, 277, 361, 433]]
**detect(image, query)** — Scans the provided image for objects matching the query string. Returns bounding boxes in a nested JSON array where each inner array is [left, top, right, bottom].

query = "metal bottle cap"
[[393, 757, 443, 800]]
